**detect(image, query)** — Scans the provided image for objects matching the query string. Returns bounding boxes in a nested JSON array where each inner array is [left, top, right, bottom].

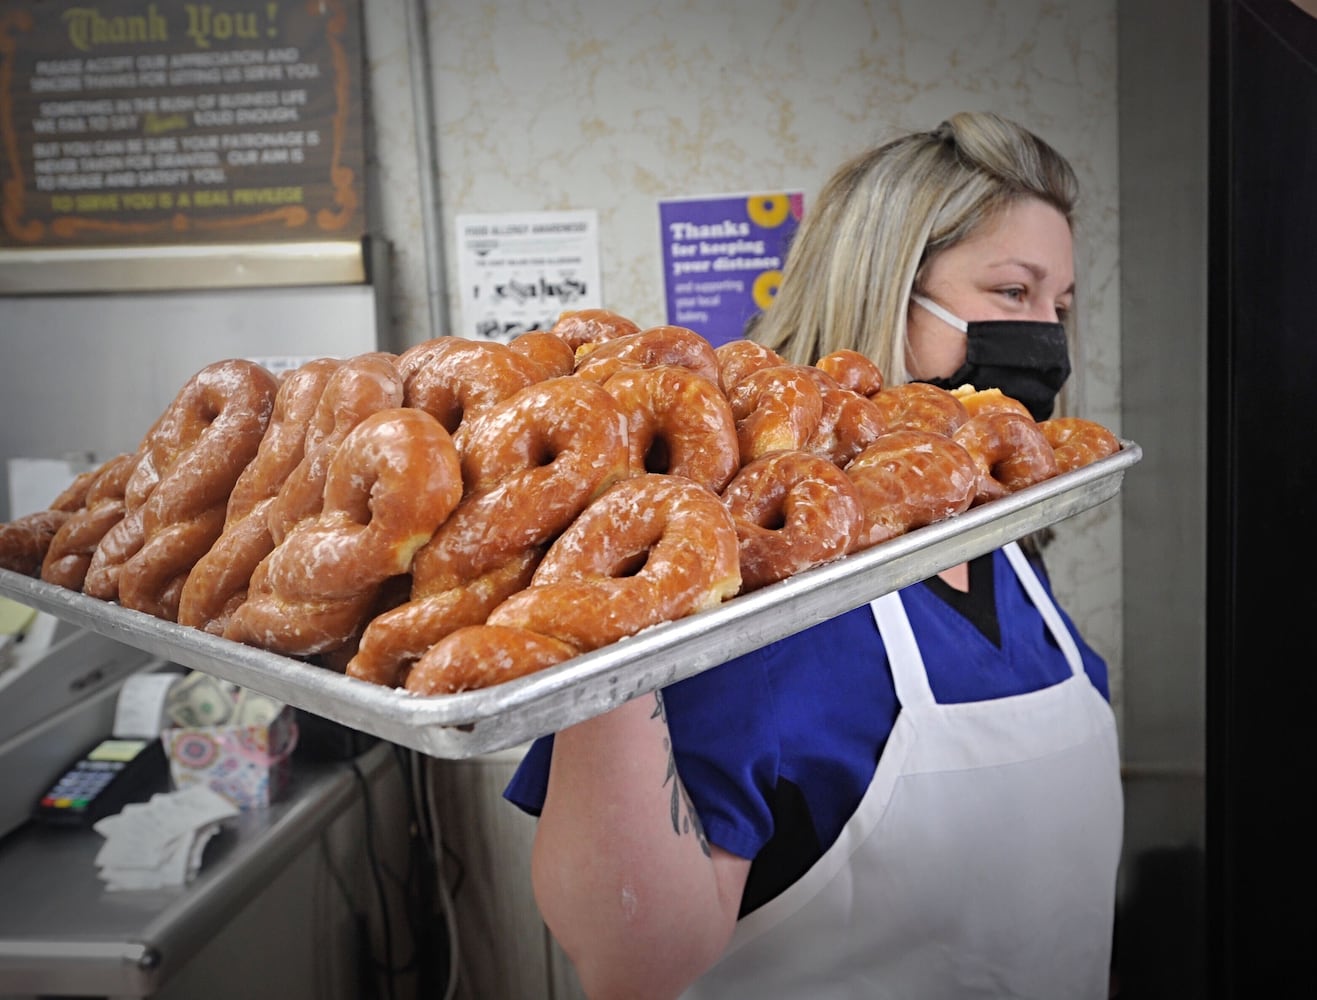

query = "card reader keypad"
[[41, 761, 126, 814]]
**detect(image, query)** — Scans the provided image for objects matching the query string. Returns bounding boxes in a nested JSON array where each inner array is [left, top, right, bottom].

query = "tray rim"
[[0, 440, 1141, 758]]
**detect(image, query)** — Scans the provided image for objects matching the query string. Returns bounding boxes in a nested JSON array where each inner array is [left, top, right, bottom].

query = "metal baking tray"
[[0, 441, 1140, 759]]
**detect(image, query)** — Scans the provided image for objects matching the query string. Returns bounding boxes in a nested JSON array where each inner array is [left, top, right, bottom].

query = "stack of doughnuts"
[[0, 308, 1121, 694]]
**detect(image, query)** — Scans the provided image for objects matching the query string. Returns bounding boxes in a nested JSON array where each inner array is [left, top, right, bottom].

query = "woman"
[[504, 111, 1122, 999]]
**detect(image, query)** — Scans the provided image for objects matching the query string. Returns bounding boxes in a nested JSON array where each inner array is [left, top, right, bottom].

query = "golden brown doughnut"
[[721, 450, 864, 592], [952, 411, 1060, 506], [177, 358, 342, 635], [401, 624, 581, 695], [84, 359, 279, 618], [815, 349, 885, 397], [844, 430, 980, 549], [573, 325, 722, 389], [715, 339, 787, 391], [496, 474, 742, 641], [47, 464, 104, 513], [601, 364, 740, 493], [346, 549, 540, 688], [224, 358, 344, 523], [952, 385, 1032, 419], [1038, 417, 1122, 474], [264, 353, 404, 546], [225, 407, 463, 656], [405, 474, 741, 695], [509, 330, 576, 379], [0, 453, 132, 577], [0, 510, 71, 576], [350, 377, 632, 686], [397, 336, 459, 383], [798, 366, 887, 468], [726, 364, 825, 463], [547, 308, 641, 353], [40, 452, 137, 591], [404, 337, 546, 433], [869, 381, 970, 437]]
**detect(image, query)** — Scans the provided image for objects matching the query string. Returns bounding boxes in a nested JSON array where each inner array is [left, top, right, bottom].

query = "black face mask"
[[910, 295, 1071, 422]]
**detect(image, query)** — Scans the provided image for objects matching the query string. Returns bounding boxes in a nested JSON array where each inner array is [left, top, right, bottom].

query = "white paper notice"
[[456, 209, 601, 341]]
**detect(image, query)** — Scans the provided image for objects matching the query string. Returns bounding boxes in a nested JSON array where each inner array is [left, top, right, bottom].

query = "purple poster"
[[659, 191, 804, 347]]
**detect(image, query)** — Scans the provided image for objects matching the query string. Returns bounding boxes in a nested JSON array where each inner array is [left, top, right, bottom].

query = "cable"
[[416, 751, 462, 1000], [352, 760, 398, 1000]]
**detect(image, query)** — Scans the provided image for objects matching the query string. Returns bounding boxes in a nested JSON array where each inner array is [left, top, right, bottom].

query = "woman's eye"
[[999, 287, 1026, 303]]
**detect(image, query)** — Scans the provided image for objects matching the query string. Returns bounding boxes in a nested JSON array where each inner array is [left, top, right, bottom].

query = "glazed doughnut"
[[405, 474, 741, 695], [224, 358, 344, 523], [953, 410, 1060, 506], [573, 325, 722, 390], [816, 349, 885, 397], [225, 407, 463, 656], [404, 337, 546, 434], [715, 339, 787, 391], [177, 358, 342, 634], [40, 452, 137, 591], [0, 510, 71, 576], [397, 336, 458, 383], [547, 308, 641, 353], [345, 548, 540, 687], [601, 365, 739, 493], [0, 453, 128, 577], [952, 385, 1032, 419], [494, 474, 741, 641], [47, 463, 105, 513], [1039, 417, 1122, 474], [721, 451, 864, 592], [401, 623, 581, 696], [264, 352, 404, 546], [869, 381, 970, 437], [844, 430, 980, 549], [509, 330, 576, 379], [726, 365, 824, 463], [350, 377, 631, 685], [798, 366, 887, 468], [84, 359, 279, 619]]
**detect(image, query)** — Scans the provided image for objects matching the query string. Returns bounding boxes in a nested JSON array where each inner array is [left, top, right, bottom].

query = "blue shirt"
[[504, 547, 1109, 909]]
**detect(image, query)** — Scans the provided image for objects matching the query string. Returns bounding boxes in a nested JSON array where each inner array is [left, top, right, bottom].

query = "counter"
[[0, 740, 393, 998]]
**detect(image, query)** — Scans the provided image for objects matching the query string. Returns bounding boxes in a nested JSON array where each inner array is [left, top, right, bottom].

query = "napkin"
[[92, 783, 239, 890]]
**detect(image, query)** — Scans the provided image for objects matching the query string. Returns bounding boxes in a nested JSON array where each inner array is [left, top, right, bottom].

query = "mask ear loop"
[[910, 294, 969, 333]]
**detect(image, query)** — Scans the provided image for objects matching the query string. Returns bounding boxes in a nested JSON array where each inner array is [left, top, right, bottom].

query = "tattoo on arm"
[[652, 691, 711, 858]]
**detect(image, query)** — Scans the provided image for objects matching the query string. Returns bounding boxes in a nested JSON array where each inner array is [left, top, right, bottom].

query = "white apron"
[[685, 542, 1122, 1000]]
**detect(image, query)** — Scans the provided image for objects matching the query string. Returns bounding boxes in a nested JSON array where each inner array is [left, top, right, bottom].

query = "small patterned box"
[[163, 706, 298, 809]]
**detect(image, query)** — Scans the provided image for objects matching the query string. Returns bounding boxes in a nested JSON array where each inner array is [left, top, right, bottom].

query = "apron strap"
[[869, 592, 935, 708], [871, 544, 1086, 709], [1001, 541, 1085, 678]]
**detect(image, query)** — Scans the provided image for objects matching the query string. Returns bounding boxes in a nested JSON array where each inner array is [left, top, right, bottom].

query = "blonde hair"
[[749, 111, 1079, 383]]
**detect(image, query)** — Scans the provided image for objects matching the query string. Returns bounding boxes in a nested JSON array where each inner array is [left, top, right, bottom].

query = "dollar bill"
[[165, 671, 234, 728], [232, 687, 284, 727]]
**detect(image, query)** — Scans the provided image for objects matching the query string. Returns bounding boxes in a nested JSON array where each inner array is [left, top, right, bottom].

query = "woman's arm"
[[531, 690, 751, 999]]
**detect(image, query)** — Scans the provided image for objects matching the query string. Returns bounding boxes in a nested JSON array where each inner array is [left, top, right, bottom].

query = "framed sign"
[[0, 0, 366, 250]]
